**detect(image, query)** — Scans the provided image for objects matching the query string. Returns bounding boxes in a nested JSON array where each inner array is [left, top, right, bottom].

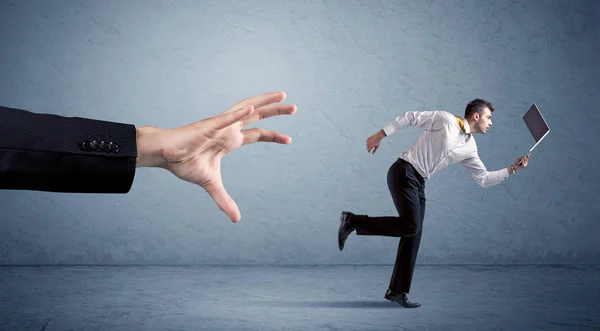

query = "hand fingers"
[[203, 178, 241, 223], [212, 105, 254, 130], [242, 128, 292, 145], [228, 91, 287, 114], [243, 104, 297, 127], [367, 143, 379, 153], [516, 154, 530, 168]]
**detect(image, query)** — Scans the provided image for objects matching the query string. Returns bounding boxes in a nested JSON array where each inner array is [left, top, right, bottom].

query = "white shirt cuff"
[[383, 123, 396, 136]]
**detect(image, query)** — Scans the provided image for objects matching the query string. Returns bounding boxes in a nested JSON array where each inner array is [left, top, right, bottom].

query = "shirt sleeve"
[[382, 111, 449, 136], [460, 151, 510, 188]]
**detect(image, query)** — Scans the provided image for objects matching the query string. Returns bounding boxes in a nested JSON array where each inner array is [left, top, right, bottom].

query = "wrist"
[[136, 126, 166, 168], [378, 129, 386, 139]]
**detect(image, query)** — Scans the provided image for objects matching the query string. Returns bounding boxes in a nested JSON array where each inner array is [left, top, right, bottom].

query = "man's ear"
[[473, 112, 480, 121]]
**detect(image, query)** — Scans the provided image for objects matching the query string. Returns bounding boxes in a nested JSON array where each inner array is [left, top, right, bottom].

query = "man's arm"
[[382, 110, 448, 137], [1, 91, 296, 222], [460, 152, 530, 188], [0, 105, 137, 193], [367, 110, 446, 154]]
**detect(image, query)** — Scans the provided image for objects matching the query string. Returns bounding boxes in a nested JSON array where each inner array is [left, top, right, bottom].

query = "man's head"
[[465, 98, 494, 134]]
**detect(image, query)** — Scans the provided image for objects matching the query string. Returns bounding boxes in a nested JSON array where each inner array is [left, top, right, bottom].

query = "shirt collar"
[[463, 118, 471, 134], [455, 115, 472, 135]]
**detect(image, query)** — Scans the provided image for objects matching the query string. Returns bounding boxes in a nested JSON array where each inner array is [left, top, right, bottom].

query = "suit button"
[[81, 140, 92, 150], [100, 141, 109, 152], [91, 140, 102, 151], [108, 142, 120, 153]]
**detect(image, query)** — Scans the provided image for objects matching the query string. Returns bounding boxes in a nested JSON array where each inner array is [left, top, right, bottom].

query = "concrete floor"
[[0, 265, 598, 331]]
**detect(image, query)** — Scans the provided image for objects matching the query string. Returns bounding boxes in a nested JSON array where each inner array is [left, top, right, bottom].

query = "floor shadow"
[[257, 300, 400, 309]]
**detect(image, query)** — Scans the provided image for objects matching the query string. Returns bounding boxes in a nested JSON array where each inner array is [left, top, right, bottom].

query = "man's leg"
[[337, 158, 426, 307], [389, 187, 426, 294], [385, 183, 426, 308], [349, 159, 423, 237]]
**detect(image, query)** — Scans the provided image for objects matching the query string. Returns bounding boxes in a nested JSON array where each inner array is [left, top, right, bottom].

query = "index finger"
[[226, 91, 287, 114]]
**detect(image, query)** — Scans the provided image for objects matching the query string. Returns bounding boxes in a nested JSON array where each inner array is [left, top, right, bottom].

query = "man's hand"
[[513, 152, 531, 172], [135, 91, 296, 223], [366, 130, 386, 154]]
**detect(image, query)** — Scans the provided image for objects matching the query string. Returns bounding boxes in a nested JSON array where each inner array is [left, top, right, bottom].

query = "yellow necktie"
[[455, 115, 466, 133]]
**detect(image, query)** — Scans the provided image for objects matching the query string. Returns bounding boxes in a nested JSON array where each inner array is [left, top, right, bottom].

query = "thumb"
[[203, 178, 241, 223]]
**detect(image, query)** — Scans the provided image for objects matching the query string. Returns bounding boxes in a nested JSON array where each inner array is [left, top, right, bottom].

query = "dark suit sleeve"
[[0, 105, 137, 193]]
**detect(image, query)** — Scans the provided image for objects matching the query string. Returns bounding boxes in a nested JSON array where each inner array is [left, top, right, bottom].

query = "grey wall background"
[[1, 0, 598, 265]]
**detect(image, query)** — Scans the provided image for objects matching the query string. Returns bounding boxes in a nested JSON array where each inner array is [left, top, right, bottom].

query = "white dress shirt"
[[382, 110, 510, 188]]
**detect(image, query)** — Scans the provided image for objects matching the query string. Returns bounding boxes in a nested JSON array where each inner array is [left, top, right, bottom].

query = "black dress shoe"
[[338, 211, 356, 251], [384, 289, 421, 308]]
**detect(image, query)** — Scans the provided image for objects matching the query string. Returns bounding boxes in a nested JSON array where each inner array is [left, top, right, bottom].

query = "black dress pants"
[[351, 158, 426, 293]]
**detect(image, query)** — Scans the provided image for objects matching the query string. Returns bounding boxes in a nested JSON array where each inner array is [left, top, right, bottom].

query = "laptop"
[[519, 103, 550, 165]]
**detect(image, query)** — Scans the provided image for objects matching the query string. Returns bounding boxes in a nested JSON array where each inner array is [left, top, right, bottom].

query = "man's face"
[[475, 107, 493, 133]]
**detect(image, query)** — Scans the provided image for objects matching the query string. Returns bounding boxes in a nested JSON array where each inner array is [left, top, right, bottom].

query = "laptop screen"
[[523, 104, 550, 142]]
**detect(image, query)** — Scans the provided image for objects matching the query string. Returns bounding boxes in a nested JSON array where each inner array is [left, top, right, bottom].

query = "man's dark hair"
[[465, 99, 494, 119]]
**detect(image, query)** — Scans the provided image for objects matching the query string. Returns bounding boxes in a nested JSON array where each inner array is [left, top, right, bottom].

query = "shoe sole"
[[384, 295, 421, 308], [338, 211, 349, 251]]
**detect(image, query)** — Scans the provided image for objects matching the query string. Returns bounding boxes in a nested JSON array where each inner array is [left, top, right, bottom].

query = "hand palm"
[[161, 92, 296, 223]]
